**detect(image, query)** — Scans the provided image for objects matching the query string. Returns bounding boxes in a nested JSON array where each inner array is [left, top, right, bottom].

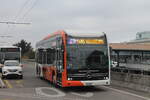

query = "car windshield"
[[4, 61, 19, 66]]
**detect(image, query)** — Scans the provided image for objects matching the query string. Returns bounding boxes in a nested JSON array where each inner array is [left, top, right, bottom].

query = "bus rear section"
[[35, 31, 110, 87]]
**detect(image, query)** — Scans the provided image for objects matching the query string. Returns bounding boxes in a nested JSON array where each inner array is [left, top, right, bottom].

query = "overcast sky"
[[0, 0, 150, 47]]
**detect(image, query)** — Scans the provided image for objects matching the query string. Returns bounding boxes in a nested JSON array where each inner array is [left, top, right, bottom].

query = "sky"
[[0, 0, 150, 47]]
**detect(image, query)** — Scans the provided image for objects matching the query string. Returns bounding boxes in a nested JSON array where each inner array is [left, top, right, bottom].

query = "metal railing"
[[111, 67, 150, 76]]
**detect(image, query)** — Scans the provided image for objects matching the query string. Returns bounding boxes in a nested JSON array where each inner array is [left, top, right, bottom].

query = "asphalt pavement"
[[0, 61, 150, 100]]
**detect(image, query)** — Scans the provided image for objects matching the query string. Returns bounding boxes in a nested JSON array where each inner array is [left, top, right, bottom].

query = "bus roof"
[[65, 30, 105, 37], [36, 30, 106, 47], [42, 30, 106, 40]]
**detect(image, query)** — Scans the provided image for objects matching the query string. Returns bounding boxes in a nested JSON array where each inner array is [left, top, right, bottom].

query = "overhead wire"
[[21, 0, 39, 21], [10, 0, 39, 45], [2, 0, 39, 39], [15, 0, 31, 21], [3, 0, 31, 35], [2, 0, 33, 45]]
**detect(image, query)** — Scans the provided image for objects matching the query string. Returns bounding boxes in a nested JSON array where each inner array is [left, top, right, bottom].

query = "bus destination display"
[[0, 48, 20, 52], [68, 39, 104, 44]]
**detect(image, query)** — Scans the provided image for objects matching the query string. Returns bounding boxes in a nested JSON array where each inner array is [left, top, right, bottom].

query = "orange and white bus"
[[35, 30, 110, 87]]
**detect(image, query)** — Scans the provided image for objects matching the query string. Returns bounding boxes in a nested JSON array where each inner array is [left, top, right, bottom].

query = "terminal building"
[[110, 31, 150, 70], [130, 31, 150, 44]]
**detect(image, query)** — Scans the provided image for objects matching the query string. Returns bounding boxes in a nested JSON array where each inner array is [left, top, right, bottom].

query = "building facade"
[[110, 32, 150, 70], [130, 31, 150, 44]]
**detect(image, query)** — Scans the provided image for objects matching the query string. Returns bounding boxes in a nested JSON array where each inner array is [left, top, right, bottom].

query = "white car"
[[2, 60, 23, 79]]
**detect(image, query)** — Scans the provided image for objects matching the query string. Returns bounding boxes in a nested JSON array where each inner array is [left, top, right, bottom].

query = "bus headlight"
[[104, 77, 108, 80], [68, 78, 72, 80]]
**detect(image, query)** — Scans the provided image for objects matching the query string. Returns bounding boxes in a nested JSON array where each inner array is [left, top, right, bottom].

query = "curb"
[[0, 76, 6, 88], [111, 80, 150, 93]]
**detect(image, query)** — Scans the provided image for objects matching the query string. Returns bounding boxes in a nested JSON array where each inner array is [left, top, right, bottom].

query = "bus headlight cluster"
[[68, 78, 73, 80], [104, 77, 108, 80]]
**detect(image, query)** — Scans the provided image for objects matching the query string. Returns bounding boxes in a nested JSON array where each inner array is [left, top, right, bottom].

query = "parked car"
[[2, 60, 23, 79]]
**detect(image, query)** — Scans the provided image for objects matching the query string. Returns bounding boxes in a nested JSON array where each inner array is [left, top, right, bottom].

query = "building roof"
[[110, 43, 150, 51], [129, 38, 150, 43]]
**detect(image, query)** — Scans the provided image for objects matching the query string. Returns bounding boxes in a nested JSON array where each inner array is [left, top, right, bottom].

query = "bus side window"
[[38, 49, 43, 64], [43, 50, 47, 64], [47, 49, 51, 64], [46, 48, 56, 65]]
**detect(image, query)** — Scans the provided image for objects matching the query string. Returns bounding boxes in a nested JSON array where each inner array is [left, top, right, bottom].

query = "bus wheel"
[[52, 75, 58, 87], [38, 68, 41, 78], [36, 66, 39, 76], [52, 74, 56, 84]]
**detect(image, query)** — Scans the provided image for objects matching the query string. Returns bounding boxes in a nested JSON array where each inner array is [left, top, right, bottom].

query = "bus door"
[[56, 38, 63, 84]]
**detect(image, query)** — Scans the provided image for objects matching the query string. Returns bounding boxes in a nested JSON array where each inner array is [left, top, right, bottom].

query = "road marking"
[[1, 99, 12, 100], [3, 80, 13, 88], [0, 91, 40, 99], [102, 86, 150, 100], [0, 77, 6, 88], [35, 87, 66, 98], [35, 87, 93, 98], [16, 80, 22, 84], [71, 92, 93, 98], [15, 80, 24, 88]]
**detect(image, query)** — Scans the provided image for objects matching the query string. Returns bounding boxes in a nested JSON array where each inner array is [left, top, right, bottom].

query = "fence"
[[111, 67, 150, 92], [111, 67, 150, 75]]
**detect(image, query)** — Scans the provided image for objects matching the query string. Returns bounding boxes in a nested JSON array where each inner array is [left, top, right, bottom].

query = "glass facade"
[[111, 50, 150, 70]]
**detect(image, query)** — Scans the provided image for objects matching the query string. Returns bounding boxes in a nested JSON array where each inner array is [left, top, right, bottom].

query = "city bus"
[[35, 30, 110, 87], [0, 46, 21, 64]]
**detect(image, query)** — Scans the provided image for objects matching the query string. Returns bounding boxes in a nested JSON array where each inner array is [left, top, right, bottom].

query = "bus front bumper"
[[62, 79, 110, 87]]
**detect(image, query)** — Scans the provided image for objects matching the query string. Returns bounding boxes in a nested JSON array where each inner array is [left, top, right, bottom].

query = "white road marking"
[[35, 87, 66, 98], [0, 91, 64, 100], [0, 91, 38, 99], [0, 86, 149, 100], [71, 92, 93, 98], [102, 86, 150, 100]]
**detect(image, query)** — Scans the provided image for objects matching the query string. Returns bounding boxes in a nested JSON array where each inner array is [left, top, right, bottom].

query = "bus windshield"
[[67, 44, 109, 70], [5, 53, 20, 60]]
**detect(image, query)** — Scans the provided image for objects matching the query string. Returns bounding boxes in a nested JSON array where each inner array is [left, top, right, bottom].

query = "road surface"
[[0, 61, 150, 100]]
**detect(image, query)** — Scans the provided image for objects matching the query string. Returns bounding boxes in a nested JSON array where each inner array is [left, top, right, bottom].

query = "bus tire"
[[36, 66, 39, 76], [52, 74, 55, 84]]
